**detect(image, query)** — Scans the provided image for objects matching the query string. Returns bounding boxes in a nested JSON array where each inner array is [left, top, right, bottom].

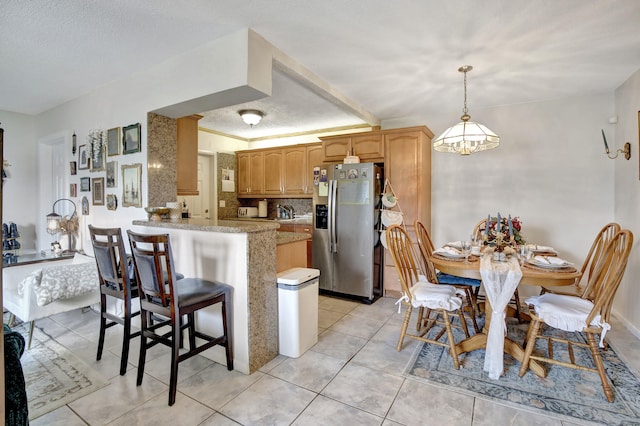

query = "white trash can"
[[277, 267, 320, 358]]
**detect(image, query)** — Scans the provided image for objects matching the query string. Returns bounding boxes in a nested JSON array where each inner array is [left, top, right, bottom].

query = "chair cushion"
[[410, 281, 462, 311], [176, 278, 232, 308], [525, 293, 602, 332], [437, 273, 481, 287]]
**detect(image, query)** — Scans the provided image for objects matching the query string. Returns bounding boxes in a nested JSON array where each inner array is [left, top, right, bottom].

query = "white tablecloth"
[[479, 254, 522, 379]]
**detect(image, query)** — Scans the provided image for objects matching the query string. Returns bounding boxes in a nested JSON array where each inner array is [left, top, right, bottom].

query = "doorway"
[[181, 153, 216, 220]]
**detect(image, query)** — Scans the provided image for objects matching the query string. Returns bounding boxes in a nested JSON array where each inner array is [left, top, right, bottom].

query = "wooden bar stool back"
[[89, 225, 140, 376]]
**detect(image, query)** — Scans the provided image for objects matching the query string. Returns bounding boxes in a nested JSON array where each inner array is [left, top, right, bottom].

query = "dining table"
[[430, 249, 582, 379]]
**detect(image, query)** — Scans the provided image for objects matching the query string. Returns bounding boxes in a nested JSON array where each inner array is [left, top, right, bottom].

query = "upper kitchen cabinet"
[[264, 150, 284, 195], [238, 143, 322, 198], [177, 114, 203, 196], [320, 132, 384, 163], [237, 151, 264, 196]]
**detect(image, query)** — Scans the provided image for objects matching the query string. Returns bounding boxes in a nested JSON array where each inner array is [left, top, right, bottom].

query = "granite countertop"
[[132, 218, 279, 233], [276, 231, 311, 245]]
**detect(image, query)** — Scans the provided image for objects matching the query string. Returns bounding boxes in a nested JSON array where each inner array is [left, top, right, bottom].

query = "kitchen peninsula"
[[131, 218, 295, 374]]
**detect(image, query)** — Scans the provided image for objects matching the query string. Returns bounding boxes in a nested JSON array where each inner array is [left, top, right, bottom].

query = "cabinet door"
[[249, 152, 264, 195], [321, 136, 351, 162], [283, 147, 306, 195], [237, 152, 251, 195], [176, 115, 202, 195], [352, 132, 384, 161], [305, 144, 323, 194], [264, 150, 283, 195]]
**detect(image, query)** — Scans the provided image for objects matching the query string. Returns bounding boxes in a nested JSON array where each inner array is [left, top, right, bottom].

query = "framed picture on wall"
[[106, 194, 117, 211], [106, 161, 117, 187], [107, 127, 121, 156], [80, 177, 90, 192], [92, 177, 105, 205], [70, 183, 77, 197], [70, 161, 77, 175], [122, 163, 142, 207], [78, 144, 90, 170], [123, 123, 141, 154], [91, 144, 105, 172], [82, 196, 89, 215]]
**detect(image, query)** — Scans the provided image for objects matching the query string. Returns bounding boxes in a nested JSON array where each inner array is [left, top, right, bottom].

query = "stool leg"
[[222, 297, 233, 371], [120, 302, 132, 376], [97, 294, 107, 361], [137, 311, 149, 387], [168, 314, 181, 406]]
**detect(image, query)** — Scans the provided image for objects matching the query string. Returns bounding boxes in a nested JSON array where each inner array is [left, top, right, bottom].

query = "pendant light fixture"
[[433, 66, 499, 155]]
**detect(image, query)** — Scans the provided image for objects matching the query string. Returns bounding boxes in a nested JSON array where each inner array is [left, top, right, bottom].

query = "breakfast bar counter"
[[131, 218, 282, 374]]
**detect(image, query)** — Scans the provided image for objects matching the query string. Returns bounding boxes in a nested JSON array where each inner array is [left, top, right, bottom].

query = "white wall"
[[385, 92, 616, 301], [0, 110, 38, 250], [613, 68, 640, 336]]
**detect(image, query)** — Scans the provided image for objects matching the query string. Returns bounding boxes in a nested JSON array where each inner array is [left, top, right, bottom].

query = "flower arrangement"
[[482, 214, 525, 251], [87, 129, 106, 164]]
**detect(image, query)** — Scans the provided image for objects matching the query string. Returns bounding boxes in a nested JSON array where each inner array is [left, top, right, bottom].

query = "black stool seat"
[[127, 230, 233, 406]]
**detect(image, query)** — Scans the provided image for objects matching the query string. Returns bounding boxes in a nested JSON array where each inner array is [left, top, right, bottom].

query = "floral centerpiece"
[[482, 214, 525, 252]]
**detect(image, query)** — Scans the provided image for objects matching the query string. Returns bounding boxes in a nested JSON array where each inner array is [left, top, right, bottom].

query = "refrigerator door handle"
[[327, 179, 334, 252], [329, 179, 338, 253]]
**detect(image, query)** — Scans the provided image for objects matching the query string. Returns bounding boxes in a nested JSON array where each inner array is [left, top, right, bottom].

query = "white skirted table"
[[431, 252, 581, 379]]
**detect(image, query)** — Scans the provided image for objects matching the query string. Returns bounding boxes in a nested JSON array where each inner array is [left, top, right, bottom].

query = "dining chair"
[[540, 222, 621, 298], [127, 230, 233, 406], [518, 229, 633, 402], [471, 218, 523, 322], [89, 225, 141, 376], [414, 220, 480, 333], [386, 225, 470, 369]]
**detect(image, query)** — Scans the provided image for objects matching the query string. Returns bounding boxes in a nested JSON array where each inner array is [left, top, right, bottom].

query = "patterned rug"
[[20, 326, 109, 420], [404, 317, 640, 425]]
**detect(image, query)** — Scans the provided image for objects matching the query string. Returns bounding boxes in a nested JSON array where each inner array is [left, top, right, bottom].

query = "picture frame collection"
[[71, 123, 143, 212]]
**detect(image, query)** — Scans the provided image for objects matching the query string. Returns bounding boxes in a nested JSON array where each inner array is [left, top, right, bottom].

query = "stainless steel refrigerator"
[[312, 162, 383, 301]]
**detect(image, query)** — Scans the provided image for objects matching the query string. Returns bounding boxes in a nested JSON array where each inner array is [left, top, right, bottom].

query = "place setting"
[[522, 253, 577, 272]]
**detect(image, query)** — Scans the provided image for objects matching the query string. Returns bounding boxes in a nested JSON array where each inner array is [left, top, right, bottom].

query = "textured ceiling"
[[2, 1, 640, 139]]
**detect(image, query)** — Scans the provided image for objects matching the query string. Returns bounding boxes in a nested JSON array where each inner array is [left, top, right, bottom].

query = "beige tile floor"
[[12, 295, 640, 425]]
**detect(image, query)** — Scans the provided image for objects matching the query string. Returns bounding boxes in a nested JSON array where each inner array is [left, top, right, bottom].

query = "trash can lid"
[[277, 267, 320, 285]]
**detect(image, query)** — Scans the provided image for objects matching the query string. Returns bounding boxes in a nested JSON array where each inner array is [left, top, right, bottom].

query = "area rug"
[[20, 327, 109, 420], [404, 318, 640, 425]]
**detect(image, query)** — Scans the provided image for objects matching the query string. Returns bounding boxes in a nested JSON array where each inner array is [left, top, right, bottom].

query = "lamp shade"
[[238, 109, 263, 127], [433, 120, 500, 155], [46, 211, 62, 235]]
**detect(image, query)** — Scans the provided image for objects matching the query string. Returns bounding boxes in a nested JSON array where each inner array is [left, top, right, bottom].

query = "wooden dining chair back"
[[519, 229, 633, 402], [472, 219, 487, 242], [89, 225, 140, 376], [415, 220, 480, 332], [386, 225, 469, 369], [541, 222, 621, 298], [127, 230, 233, 406]]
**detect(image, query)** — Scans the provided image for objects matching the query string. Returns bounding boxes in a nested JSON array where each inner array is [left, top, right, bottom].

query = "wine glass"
[[462, 240, 471, 262]]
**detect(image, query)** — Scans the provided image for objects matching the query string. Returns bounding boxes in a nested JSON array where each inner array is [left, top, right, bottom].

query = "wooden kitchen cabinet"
[[320, 132, 384, 162], [382, 126, 433, 296], [237, 151, 264, 196], [279, 223, 313, 268], [238, 143, 322, 198], [306, 143, 323, 193], [283, 146, 306, 195], [264, 150, 283, 195], [176, 114, 202, 196]]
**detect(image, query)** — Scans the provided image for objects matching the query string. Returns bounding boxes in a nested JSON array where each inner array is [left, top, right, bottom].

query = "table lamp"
[[46, 198, 78, 254]]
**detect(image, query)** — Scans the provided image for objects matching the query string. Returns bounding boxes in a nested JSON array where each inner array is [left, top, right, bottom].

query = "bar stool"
[[127, 230, 233, 406], [89, 225, 140, 376]]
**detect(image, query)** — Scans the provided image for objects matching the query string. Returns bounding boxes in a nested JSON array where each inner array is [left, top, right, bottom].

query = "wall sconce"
[[46, 198, 78, 254], [601, 129, 631, 160], [238, 109, 264, 127], [72, 131, 77, 156]]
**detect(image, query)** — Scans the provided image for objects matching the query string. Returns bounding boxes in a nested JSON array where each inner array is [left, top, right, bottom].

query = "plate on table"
[[433, 248, 466, 259], [530, 245, 558, 256], [527, 256, 573, 269]]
